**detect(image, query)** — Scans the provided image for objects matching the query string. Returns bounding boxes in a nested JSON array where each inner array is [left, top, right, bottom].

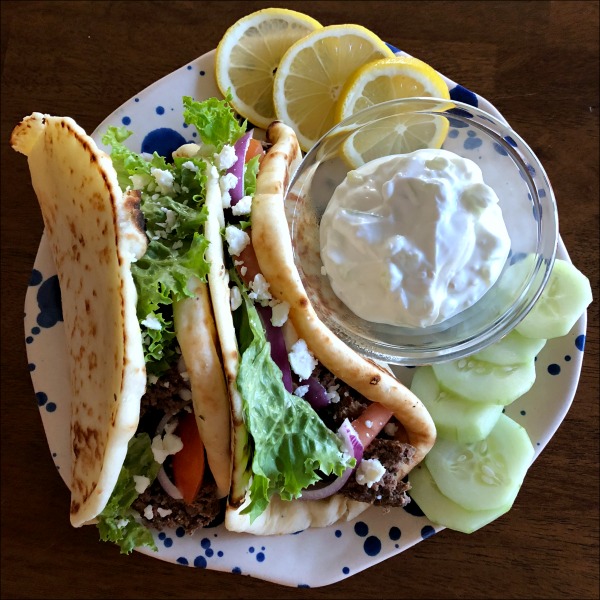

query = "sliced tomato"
[[235, 232, 262, 287], [245, 138, 264, 163], [172, 411, 205, 504], [351, 402, 393, 449]]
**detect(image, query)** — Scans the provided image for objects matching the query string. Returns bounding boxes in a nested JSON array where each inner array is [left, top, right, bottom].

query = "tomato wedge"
[[351, 402, 393, 449], [172, 411, 205, 504], [245, 137, 264, 163]]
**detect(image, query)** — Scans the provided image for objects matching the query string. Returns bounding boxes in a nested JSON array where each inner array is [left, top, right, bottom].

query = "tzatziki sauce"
[[319, 148, 511, 328]]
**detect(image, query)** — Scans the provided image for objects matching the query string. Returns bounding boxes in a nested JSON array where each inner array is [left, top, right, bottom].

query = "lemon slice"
[[273, 24, 395, 151], [335, 56, 451, 122], [341, 110, 451, 168], [215, 8, 322, 128]]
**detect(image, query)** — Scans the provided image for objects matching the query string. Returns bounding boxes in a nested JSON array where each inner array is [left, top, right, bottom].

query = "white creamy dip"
[[319, 149, 511, 328]]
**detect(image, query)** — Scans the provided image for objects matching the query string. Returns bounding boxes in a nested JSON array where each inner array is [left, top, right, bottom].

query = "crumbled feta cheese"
[[151, 168, 175, 194], [355, 458, 386, 488], [161, 381, 170, 388], [231, 195, 252, 216], [115, 519, 129, 529], [384, 422, 398, 437], [225, 225, 250, 256], [294, 385, 309, 398], [133, 475, 150, 494], [172, 240, 183, 251], [143, 505, 154, 520], [220, 172, 238, 193], [248, 274, 272, 304], [180, 370, 190, 382], [141, 314, 162, 331], [222, 191, 232, 209], [230, 285, 243, 311], [240, 266, 247, 277], [181, 160, 199, 172], [271, 301, 290, 327], [214, 144, 238, 171], [288, 339, 317, 381], [151, 431, 183, 465], [148, 374, 159, 385], [365, 419, 373, 429], [326, 384, 340, 404], [178, 388, 192, 402], [160, 207, 178, 231], [157, 508, 173, 518]]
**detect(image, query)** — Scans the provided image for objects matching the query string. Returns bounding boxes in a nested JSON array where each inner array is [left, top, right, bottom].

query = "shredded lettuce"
[[234, 283, 355, 522], [96, 434, 161, 554], [244, 154, 260, 197], [102, 125, 213, 376]]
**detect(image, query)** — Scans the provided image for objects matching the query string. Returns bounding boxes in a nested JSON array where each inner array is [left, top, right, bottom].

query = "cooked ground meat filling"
[[132, 478, 223, 533], [305, 363, 417, 507], [133, 366, 224, 533]]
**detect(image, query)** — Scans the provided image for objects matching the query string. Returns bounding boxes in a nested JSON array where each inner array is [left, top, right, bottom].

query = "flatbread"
[[11, 114, 147, 527], [173, 277, 231, 498], [251, 121, 437, 474], [203, 163, 250, 506]]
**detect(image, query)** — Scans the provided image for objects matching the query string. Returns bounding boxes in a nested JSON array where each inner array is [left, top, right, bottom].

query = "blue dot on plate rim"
[[547, 363, 561, 375], [363, 535, 382, 556]]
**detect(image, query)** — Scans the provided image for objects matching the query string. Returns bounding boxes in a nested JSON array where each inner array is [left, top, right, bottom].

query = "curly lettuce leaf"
[[183, 94, 246, 152], [234, 284, 355, 522], [102, 126, 211, 377], [96, 434, 161, 555]]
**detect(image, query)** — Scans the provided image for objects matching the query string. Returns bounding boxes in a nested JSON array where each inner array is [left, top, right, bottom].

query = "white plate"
[[23, 48, 588, 588]]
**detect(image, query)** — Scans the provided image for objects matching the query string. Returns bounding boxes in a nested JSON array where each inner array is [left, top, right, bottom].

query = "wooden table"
[[2, 1, 598, 598]]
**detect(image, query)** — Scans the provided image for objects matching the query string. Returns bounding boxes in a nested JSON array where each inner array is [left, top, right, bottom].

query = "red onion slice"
[[154, 410, 184, 499], [228, 130, 253, 205], [157, 466, 183, 500], [299, 377, 330, 409], [256, 304, 293, 392], [300, 419, 364, 501]]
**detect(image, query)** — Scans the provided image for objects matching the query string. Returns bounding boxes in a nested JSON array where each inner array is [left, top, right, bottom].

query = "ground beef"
[[140, 366, 191, 418], [314, 365, 370, 431], [132, 366, 222, 534], [340, 438, 416, 508], [132, 478, 224, 534]]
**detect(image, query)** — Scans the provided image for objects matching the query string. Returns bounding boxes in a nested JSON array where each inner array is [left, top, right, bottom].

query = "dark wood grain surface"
[[1, 1, 598, 598]]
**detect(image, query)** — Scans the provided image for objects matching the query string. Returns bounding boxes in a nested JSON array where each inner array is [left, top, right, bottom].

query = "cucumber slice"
[[408, 464, 512, 534], [474, 329, 546, 366], [425, 414, 534, 511], [516, 259, 593, 339], [411, 366, 503, 443], [432, 356, 536, 405]]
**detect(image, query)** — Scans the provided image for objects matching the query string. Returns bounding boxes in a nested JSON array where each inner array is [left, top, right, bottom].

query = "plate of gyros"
[[17, 23, 590, 589]]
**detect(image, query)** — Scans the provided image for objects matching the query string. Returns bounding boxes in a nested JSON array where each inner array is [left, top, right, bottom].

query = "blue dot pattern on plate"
[[421, 525, 436, 539], [352, 521, 383, 556], [30, 273, 63, 329], [449, 84, 479, 107], [575, 334, 586, 351], [122, 116, 131, 126], [548, 363, 561, 375], [141, 128, 186, 160]]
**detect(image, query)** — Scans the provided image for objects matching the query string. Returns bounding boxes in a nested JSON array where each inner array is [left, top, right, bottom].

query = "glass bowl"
[[285, 97, 558, 365]]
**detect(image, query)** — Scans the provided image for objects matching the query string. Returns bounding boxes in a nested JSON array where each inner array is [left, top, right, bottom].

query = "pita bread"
[[11, 114, 147, 527], [226, 494, 368, 535], [251, 121, 437, 474], [173, 277, 232, 498], [203, 164, 251, 507]]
